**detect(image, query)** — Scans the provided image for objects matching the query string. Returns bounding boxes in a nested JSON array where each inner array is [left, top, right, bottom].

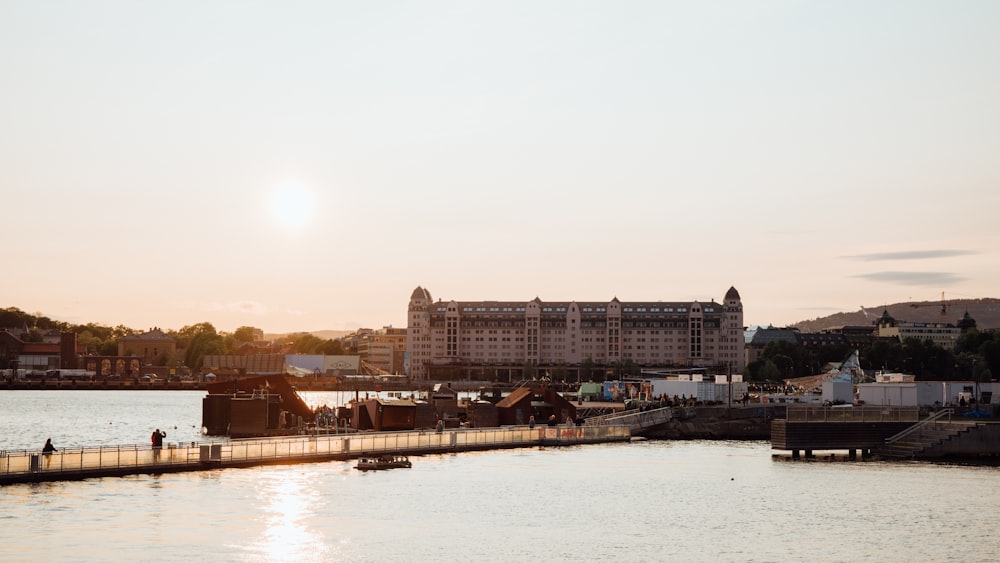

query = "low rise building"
[[874, 309, 962, 350]]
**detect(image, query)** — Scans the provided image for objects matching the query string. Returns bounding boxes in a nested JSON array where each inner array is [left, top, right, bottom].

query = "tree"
[[233, 326, 258, 344], [77, 330, 102, 354], [759, 341, 807, 377], [759, 360, 781, 382], [862, 339, 904, 373], [317, 339, 344, 355], [292, 334, 326, 354], [980, 338, 1000, 382], [173, 323, 212, 345], [98, 340, 119, 356], [178, 323, 223, 371]]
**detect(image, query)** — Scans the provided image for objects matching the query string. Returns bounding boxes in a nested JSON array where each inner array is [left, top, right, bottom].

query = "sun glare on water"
[[268, 182, 316, 234]]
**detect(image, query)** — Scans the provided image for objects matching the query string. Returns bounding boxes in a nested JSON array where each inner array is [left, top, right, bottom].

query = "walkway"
[[0, 424, 630, 485], [585, 406, 673, 435]]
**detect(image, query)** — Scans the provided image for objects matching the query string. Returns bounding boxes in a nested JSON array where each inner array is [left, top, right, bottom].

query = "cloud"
[[844, 250, 977, 261], [227, 301, 269, 315], [198, 301, 271, 315], [853, 271, 968, 286]]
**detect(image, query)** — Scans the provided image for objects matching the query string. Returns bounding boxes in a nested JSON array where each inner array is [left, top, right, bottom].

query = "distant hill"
[[264, 330, 353, 341], [791, 298, 1000, 333]]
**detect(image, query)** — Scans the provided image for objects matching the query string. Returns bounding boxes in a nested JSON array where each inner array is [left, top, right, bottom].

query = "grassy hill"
[[791, 298, 1000, 333]]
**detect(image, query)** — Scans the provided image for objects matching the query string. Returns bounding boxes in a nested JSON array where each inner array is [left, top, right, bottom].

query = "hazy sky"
[[3, 1, 998, 334]]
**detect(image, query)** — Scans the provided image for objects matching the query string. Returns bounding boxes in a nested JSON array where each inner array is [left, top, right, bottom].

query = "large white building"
[[406, 286, 744, 381]]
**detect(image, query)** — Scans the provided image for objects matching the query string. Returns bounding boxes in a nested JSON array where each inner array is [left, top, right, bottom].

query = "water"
[[2, 391, 999, 562], [0, 390, 459, 451]]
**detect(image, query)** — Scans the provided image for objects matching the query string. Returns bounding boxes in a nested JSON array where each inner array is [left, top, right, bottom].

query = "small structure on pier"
[[350, 398, 437, 431], [496, 386, 576, 426], [202, 374, 315, 437], [430, 384, 460, 418], [466, 400, 499, 428]]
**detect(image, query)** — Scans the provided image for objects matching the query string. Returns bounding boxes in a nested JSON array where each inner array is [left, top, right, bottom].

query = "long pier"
[[0, 424, 630, 485]]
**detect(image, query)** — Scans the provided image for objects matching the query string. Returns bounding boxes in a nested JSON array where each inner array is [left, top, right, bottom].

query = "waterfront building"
[[117, 328, 176, 363], [743, 327, 800, 366], [406, 286, 744, 381], [0, 328, 83, 374], [341, 326, 407, 374]]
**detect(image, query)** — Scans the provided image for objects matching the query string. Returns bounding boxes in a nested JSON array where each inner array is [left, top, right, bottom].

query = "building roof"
[[877, 308, 896, 326], [957, 310, 978, 330], [749, 327, 800, 347], [495, 387, 533, 408], [425, 300, 729, 317], [120, 328, 174, 343], [725, 286, 741, 301]]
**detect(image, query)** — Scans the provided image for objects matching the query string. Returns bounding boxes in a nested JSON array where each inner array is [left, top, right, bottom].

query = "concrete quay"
[[0, 424, 630, 486]]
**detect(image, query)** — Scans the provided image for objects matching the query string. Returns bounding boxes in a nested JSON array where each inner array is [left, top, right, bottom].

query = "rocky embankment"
[[643, 405, 779, 440]]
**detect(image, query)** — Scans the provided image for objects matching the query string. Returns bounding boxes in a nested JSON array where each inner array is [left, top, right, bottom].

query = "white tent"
[[284, 364, 314, 378]]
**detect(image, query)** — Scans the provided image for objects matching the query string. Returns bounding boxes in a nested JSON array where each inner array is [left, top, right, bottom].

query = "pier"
[[772, 405, 1000, 460], [771, 405, 918, 459], [0, 424, 630, 486]]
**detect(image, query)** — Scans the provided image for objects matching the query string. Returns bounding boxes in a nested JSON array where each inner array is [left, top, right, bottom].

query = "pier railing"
[[0, 424, 630, 485], [785, 406, 920, 423]]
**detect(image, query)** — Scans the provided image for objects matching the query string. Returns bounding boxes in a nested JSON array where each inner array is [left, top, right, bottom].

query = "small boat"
[[355, 454, 412, 471]]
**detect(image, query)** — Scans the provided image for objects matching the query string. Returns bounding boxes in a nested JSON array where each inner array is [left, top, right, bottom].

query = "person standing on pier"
[[42, 438, 57, 467], [151, 428, 166, 460], [151, 428, 166, 449]]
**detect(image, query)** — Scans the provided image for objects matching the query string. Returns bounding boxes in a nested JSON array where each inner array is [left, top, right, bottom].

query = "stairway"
[[877, 420, 981, 459]]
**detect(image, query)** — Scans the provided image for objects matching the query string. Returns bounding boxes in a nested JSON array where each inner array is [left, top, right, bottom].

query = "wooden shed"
[[351, 398, 421, 431], [466, 400, 499, 428], [430, 383, 460, 418], [496, 386, 576, 426]]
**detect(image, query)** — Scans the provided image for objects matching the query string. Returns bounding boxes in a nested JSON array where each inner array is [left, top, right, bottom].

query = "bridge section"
[[586, 406, 673, 435]]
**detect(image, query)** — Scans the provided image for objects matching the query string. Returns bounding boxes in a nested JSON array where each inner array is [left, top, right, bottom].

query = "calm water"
[[1, 391, 999, 562]]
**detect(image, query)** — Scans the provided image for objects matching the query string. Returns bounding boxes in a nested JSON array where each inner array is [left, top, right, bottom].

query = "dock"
[[771, 405, 1000, 460], [0, 424, 630, 486]]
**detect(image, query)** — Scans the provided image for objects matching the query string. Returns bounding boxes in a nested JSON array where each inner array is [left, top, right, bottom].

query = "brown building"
[[0, 329, 83, 373], [118, 328, 176, 363], [350, 398, 436, 431], [496, 386, 577, 426]]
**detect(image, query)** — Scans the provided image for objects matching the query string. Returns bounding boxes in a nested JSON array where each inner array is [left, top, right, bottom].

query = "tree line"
[[745, 330, 1000, 383], [0, 307, 344, 373]]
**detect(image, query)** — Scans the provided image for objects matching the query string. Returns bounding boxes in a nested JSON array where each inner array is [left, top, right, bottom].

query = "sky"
[[2, 1, 999, 334]]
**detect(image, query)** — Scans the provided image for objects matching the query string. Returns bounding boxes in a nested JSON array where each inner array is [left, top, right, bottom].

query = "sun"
[[268, 182, 316, 234]]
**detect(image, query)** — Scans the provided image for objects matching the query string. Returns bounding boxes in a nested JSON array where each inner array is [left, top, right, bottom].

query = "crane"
[[908, 291, 948, 323]]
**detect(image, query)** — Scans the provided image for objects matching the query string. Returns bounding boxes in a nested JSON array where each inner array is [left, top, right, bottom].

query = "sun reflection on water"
[[251, 470, 331, 562]]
